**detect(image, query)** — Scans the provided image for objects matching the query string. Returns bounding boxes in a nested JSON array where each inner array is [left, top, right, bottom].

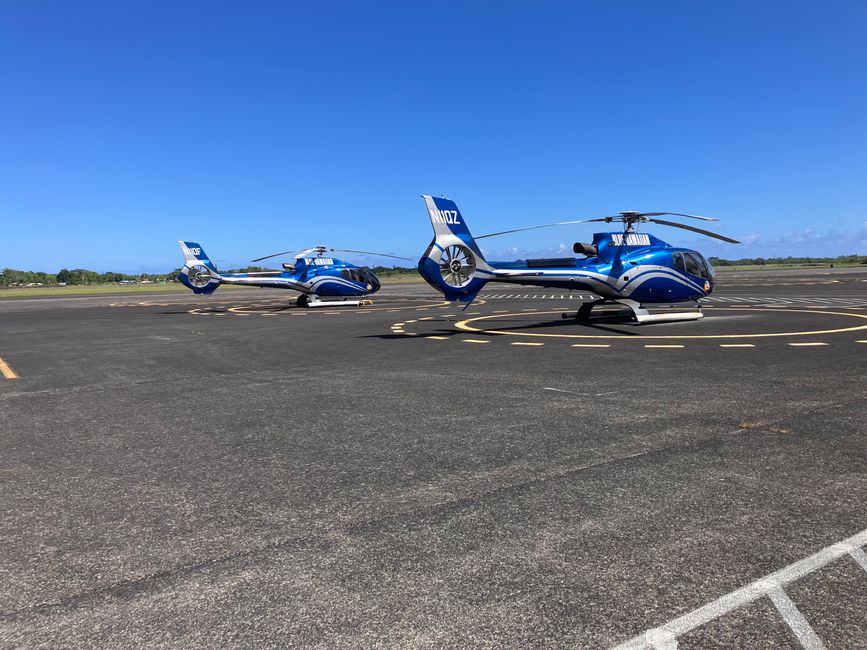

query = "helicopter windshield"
[[341, 268, 380, 290], [674, 252, 713, 280], [685, 253, 710, 279]]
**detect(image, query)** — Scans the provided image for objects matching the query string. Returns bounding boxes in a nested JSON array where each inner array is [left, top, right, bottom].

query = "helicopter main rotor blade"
[[647, 218, 740, 243], [476, 218, 609, 240], [327, 248, 413, 261], [640, 212, 719, 222], [250, 250, 298, 262]]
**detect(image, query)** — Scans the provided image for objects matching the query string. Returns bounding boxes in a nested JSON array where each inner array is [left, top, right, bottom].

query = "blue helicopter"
[[417, 195, 740, 324], [177, 242, 410, 307]]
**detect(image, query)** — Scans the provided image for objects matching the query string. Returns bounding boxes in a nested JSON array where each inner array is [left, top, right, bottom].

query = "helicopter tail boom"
[[417, 195, 491, 303], [177, 241, 222, 295]]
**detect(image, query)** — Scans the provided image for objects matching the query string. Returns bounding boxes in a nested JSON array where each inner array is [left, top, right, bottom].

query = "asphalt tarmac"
[[1, 267, 866, 648]]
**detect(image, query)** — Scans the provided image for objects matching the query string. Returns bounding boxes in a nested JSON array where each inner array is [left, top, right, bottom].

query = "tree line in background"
[[0, 268, 177, 287], [706, 254, 867, 266], [1, 254, 865, 287]]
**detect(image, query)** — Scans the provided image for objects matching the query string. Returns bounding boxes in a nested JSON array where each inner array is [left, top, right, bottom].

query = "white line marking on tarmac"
[[766, 583, 827, 649], [848, 545, 867, 573], [572, 344, 611, 348], [612, 527, 867, 650], [788, 342, 829, 347], [644, 345, 685, 349], [462, 339, 490, 344], [510, 342, 544, 346], [543, 387, 619, 396]]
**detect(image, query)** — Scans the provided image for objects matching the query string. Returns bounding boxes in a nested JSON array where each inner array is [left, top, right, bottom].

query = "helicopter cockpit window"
[[341, 268, 376, 284], [673, 253, 686, 272], [684, 252, 708, 279]]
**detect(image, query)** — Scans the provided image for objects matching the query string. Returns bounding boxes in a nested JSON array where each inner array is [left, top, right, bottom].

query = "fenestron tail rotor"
[[438, 244, 476, 288], [187, 264, 214, 287]]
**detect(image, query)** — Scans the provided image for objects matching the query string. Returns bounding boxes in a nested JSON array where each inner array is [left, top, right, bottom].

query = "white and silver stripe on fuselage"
[[219, 273, 369, 295], [218, 275, 313, 293], [480, 264, 705, 298]]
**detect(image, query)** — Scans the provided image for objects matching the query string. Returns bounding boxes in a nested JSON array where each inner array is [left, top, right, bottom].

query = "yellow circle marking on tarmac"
[[215, 300, 450, 315], [453, 308, 867, 340]]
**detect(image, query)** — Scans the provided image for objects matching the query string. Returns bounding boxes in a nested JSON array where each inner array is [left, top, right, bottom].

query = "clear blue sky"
[[2, 0, 866, 273]]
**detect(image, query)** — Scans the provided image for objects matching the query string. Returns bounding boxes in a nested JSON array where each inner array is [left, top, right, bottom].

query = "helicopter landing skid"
[[562, 299, 703, 325], [300, 295, 373, 308]]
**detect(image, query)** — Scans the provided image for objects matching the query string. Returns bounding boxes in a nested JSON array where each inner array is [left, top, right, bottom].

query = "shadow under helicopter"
[[462, 305, 717, 336], [472, 314, 646, 336]]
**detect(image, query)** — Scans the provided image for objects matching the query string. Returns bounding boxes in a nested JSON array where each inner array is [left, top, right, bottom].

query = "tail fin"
[[417, 195, 491, 302], [177, 241, 221, 295]]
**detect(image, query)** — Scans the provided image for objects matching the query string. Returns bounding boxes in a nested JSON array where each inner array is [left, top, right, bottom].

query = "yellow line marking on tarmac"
[[720, 344, 755, 348], [856, 340, 867, 343], [571, 344, 611, 348], [0, 358, 20, 379], [455, 308, 867, 340], [427, 336, 449, 340], [462, 339, 490, 344], [644, 344, 685, 348], [510, 342, 544, 346], [788, 342, 829, 346]]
